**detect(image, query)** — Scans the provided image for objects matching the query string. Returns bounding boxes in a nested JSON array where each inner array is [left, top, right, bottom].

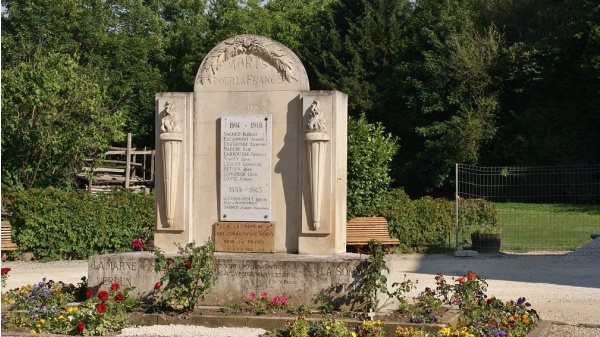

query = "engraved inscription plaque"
[[214, 222, 275, 252], [220, 115, 272, 221]]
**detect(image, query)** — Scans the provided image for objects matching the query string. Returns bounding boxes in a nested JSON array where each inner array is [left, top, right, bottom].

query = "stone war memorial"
[[89, 34, 371, 307]]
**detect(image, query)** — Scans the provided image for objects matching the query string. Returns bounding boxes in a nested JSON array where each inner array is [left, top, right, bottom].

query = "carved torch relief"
[[159, 102, 182, 228], [305, 100, 330, 231]]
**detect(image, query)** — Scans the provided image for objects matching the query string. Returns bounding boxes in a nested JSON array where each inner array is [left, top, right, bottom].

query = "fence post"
[[125, 133, 132, 189], [455, 163, 459, 250]]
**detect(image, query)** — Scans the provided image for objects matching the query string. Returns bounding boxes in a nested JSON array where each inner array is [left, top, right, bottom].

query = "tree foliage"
[[1, 53, 124, 188], [387, 0, 503, 192], [1, 0, 598, 195], [302, 0, 411, 115]]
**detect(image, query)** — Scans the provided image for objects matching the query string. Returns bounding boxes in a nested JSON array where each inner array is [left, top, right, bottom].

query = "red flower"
[[110, 282, 121, 291], [1, 267, 11, 276], [261, 292, 268, 299], [249, 292, 256, 299], [96, 303, 107, 313], [154, 281, 163, 289], [76, 321, 85, 332], [131, 238, 144, 251], [467, 271, 476, 280], [184, 261, 192, 269], [114, 294, 124, 302], [97, 290, 109, 301], [85, 289, 95, 299], [456, 277, 466, 284]]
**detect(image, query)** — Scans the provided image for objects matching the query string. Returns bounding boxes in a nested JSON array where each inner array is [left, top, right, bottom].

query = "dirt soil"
[[183, 306, 449, 324]]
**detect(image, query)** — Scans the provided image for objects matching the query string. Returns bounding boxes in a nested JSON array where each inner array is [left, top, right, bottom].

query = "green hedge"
[[347, 114, 399, 218], [379, 188, 497, 250], [4, 188, 154, 260]]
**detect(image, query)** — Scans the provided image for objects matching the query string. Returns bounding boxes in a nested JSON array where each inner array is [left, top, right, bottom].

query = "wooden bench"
[[1, 220, 18, 255], [346, 217, 400, 246]]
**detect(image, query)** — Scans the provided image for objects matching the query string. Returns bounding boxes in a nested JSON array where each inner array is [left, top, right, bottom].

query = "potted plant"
[[471, 223, 502, 253]]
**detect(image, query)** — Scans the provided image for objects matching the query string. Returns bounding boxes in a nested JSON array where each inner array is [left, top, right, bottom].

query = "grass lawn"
[[493, 203, 600, 252]]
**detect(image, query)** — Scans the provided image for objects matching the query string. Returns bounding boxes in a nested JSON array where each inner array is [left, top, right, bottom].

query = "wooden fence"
[[76, 133, 155, 194]]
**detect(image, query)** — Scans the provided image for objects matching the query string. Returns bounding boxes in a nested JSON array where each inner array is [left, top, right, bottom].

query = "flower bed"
[[2, 271, 540, 337]]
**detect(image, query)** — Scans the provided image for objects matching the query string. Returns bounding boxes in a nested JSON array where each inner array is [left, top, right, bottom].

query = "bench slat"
[[346, 217, 399, 246], [1, 220, 17, 251]]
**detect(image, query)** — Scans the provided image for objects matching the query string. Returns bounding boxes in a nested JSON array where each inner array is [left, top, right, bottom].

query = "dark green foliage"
[[4, 188, 154, 260], [380, 189, 497, 250], [480, 0, 600, 167], [347, 115, 399, 218], [389, 0, 502, 192], [2, 0, 598, 196], [301, 0, 411, 116]]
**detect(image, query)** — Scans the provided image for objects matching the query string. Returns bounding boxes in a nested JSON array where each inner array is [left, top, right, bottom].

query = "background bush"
[[347, 114, 399, 218], [4, 188, 154, 260], [380, 188, 497, 250]]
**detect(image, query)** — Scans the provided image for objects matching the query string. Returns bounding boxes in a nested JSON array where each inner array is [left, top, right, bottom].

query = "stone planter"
[[471, 233, 501, 253]]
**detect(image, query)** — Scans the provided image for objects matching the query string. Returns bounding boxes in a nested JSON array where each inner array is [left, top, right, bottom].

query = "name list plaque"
[[220, 115, 272, 221]]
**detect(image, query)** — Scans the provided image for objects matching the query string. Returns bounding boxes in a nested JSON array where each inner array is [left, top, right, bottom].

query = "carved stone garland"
[[196, 34, 299, 85]]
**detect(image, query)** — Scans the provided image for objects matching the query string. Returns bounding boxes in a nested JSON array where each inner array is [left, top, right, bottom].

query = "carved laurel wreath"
[[197, 35, 299, 85]]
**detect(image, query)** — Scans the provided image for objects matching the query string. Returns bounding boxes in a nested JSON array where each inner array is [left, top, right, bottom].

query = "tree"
[[1, 53, 125, 188], [2, 0, 168, 147], [301, 0, 412, 115], [159, 0, 211, 91], [388, 0, 502, 194], [477, 0, 600, 166]]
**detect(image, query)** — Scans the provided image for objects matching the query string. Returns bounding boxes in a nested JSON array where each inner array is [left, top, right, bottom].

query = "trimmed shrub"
[[4, 188, 154, 260], [412, 196, 455, 247], [347, 114, 399, 218], [378, 188, 419, 251], [380, 188, 497, 250]]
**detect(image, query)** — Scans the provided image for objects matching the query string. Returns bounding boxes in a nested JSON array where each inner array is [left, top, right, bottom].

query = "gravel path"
[[2, 237, 599, 336]]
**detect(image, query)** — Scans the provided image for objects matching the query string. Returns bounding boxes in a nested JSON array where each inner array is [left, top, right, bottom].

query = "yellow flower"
[[326, 325, 331, 330], [351, 333, 357, 337], [29, 330, 37, 334], [439, 327, 452, 336], [67, 307, 78, 313], [523, 314, 530, 324], [39, 319, 45, 324]]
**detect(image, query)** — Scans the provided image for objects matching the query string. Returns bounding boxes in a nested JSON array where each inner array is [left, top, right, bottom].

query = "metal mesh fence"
[[455, 164, 600, 252]]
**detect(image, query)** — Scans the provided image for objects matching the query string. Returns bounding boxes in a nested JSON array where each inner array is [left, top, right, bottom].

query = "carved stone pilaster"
[[305, 100, 329, 231], [159, 102, 182, 227]]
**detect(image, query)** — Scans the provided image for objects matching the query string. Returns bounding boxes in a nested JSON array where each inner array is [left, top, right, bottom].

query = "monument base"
[[88, 252, 384, 309]]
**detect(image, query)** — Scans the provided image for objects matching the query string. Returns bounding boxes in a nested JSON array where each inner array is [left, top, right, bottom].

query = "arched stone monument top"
[[194, 34, 309, 92]]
